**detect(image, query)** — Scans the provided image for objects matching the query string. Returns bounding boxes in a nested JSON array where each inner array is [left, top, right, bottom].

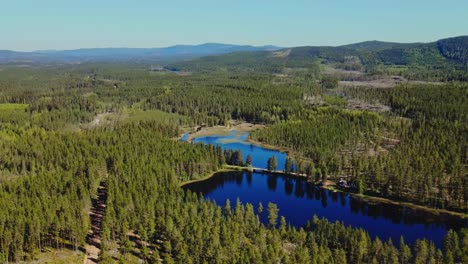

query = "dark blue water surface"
[[185, 131, 288, 170], [182, 132, 467, 247]]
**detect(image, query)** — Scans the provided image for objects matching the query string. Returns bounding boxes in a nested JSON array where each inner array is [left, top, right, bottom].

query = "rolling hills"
[[170, 36, 468, 79], [0, 43, 280, 63]]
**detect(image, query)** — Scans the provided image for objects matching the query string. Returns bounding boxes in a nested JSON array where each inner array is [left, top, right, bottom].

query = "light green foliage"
[[323, 95, 347, 106], [0, 103, 29, 125]]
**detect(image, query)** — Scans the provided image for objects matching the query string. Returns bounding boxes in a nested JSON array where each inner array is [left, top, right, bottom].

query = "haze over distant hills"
[[0, 43, 280, 63], [0, 36, 467, 68]]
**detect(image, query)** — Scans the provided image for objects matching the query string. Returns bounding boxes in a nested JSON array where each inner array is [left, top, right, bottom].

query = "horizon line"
[[2, 35, 466, 53]]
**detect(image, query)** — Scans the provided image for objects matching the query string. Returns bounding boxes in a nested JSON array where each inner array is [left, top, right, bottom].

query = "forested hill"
[[171, 36, 468, 79], [437, 36, 468, 65], [339, 40, 421, 51]]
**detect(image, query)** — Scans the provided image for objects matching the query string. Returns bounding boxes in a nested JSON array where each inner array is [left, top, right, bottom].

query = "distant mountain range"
[[0, 43, 281, 63], [1, 36, 467, 68], [171, 36, 468, 73]]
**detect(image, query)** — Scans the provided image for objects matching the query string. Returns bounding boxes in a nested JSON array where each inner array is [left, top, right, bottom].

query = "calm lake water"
[[184, 131, 288, 170], [182, 132, 467, 247]]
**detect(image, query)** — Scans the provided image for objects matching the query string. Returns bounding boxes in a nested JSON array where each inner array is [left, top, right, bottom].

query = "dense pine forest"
[[251, 83, 467, 211], [0, 37, 467, 264]]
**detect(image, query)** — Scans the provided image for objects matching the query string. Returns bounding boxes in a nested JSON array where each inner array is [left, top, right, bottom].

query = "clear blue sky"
[[1, 0, 467, 51]]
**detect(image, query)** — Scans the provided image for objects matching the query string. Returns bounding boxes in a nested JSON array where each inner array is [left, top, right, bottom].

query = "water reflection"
[[184, 131, 289, 171], [184, 171, 467, 247]]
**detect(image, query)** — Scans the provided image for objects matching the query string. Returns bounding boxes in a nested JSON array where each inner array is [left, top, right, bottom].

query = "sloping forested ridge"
[[437, 36, 468, 65], [0, 120, 222, 261], [172, 36, 468, 81]]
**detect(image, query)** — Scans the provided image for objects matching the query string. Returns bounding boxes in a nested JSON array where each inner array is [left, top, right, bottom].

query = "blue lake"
[[182, 131, 467, 247], [185, 131, 288, 170]]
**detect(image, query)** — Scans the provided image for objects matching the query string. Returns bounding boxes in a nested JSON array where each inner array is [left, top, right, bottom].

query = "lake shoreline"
[[183, 165, 468, 219], [181, 123, 467, 219], [179, 121, 265, 142], [179, 122, 306, 160], [326, 186, 468, 219], [179, 166, 242, 187]]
